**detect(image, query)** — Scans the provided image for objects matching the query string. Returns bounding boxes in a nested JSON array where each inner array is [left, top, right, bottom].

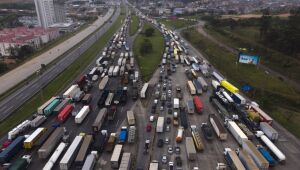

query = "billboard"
[[238, 53, 260, 65]]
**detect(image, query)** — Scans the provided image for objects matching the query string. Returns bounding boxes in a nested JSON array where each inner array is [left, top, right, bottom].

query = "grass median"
[[0, 12, 125, 136], [130, 15, 139, 36], [160, 18, 196, 29], [182, 28, 300, 138], [133, 23, 164, 81]]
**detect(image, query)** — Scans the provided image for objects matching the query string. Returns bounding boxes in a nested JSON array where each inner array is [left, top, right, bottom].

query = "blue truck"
[[118, 127, 127, 144], [258, 146, 276, 166], [0, 136, 25, 163]]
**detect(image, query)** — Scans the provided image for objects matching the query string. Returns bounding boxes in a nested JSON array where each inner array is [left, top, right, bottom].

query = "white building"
[[34, 0, 66, 28]]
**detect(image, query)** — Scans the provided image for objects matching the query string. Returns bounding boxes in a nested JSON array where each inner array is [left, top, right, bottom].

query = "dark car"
[[168, 109, 172, 114], [157, 139, 164, 147], [166, 117, 171, 124], [167, 102, 172, 108], [146, 124, 152, 132], [175, 156, 182, 166]]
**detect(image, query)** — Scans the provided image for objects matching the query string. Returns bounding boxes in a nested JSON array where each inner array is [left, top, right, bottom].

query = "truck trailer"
[[156, 117, 164, 133], [92, 108, 108, 132], [242, 140, 269, 169], [185, 137, 197, 161], [226, 120, 248, 146], [111, 144, 123, 168], [75, 135, 93, 166], [224, 148, 246, 170], [75, 105, 90, 124], [209, 114, 227, 140]]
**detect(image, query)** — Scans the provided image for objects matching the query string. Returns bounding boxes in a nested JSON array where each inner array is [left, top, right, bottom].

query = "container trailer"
[[38, 127, 64, 159], [191, 125, 204, 151], [92, 108, 108, 132], [53, 99, 70, 114], [113, 66, 120, 76], [193, 96, 203, 113], [119, 152, 131, 170], [9, 155, 32, 170], [231, 93, 246, 105], [75, 106, 90, 124], [257, 146, 276, 166], [220, 80, 239, 94], [59, 135, 83, 170], [156, 117, 164, 133], [98, 76, 109, 90], [187, 81, 196, 95], [43, 142, 67, 170], [128, 126, 136, 144], [209, 114, 227, 140], [106, 133, 116, 152], [185, 137, 197, 161], [212, 71, 224, 82], [97, 90, 109, 106], [259, 122, 278, 141], [108, 66, 114, 77], [8, 120, 31, 140], [140, 83, 149, 99], [126, 110, 135, 126], [242, 140, 269, 169], [173, 98, 179, 109], [197, 77, 208, 91], [186, 100, 195, 114], [192, 79, 202, 94], [35, 127, 55, 147], [0, 136, 25, 163], [238, 149, 259, 170], [37, 97, 57, 114], [105, 93, 114, 106], [223, 148, 246, 170], [82, 152, 97, 170], [63, 85, 80, 99], [226, 120, 248, 146], [75, 135, 93, 166], [111, 144, 123, 168], [180, 109, 188, 129], [57, 104, 74, 122], [30, 115, 46, 128]]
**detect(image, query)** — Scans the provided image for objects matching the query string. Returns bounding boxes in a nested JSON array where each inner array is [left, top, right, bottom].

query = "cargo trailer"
[[98, 76, 109, 90], [111, 144, 123, 168], [140, 83, 149, 98], [37, 97, 57, 114], [126, 111, 135, 126], [173, 98, 179, 109], [119, 152, 131, 170], [0, 136, 25, 163], [180, 109, 188, 129], [57, 104, 74, 122], [238, 149, 259, 170], [231, 93, 246, 105], [186, 100, 194, 114], [257, 146, 275, 166], [226, 120, 248, 145], [209, 114, 227, 140], [259, 122, 278, 141], [149, 161, 159, 170], [187, 81, 196, 95], [197, 77, 208, 91], [82, 152, 97, 170], [105, 93, 114, 106], [75, 105, 90, 124], [127, 126, 136, 144], [224, 148, 246, 170], [118, 127, 127, 144], [38, 127, 64, 159], [9, 155, 32, 170], [82, 94, 92, 104], [63, 85, 80, 99], [212, 71, 224, 82], [106, 133, 116, 152], [185, 137, 197, 161], [75, 135, 93, 166], [53, 99, 70, 115], [34, 127, 55, 147], [192, 79, 202, 94], [59, 135, 83, 170], [30, 115, 46, 128], [242, 140, 269, 169], [24, 127, 47, 149], [108, 66, 114, 77], [43, 143, 66, 170], [156, 117, 164, 133], [8, 120, 31, 140], [97, 90, 109, 106], [92, 108, 108, 132], [191, 125, 204, 151], [193, 96, 203, 113], [211, 98, 230, 120], [113, 66, 120, 76]]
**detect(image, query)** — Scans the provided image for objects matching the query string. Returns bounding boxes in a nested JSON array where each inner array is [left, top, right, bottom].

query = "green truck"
[[43, 99, 61, 116], [8, 155, 32, 170]]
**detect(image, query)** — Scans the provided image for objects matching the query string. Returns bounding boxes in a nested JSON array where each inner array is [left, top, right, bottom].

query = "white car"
[[167, 145, 173, 154], [165, 137, 169, 144], [166, 125, 170, 132], [162, 154, 168, 164], [149, 116, 154, 122]]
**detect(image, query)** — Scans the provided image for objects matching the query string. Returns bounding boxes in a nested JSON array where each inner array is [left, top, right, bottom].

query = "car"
[[175, 146, 180, 154], [167, 102, 172, 108], [166, 125, 170, 132], [175, 156, 182, 166], [166, 117, 171, 124], [157, 139, 164, 147], [169, 162, 174, 169], [167, 145, 173, 154], [162, 154, 168, 164], [168, 109, 172, 114], [167, 93, 172, 98], [167, 90, 172, 94], [146, 124, 152, 132], [149, 116, 154, 122], [160, 106, 164, 111], [165, 137, 169, 144]]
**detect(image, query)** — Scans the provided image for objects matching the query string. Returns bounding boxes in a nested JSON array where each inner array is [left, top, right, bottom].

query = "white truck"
[[30, 115, 46, 128], [126, 111, 135, 126], [119, 152, 131, 170], [98, 76, 109, 90], [59, 136, 83, 170], [140, 83, 149, 98], [75, 106, 90, 124], [63, 85, 80, 99], [113, 66, 119, 76], [156, 117, 164, 133], [127, 126, 136, 144], [43, 142, 67, 170], [108, 66, 114, 77], [173, 98, 179, 109], [259, 122, 278, 141], [226, 120, 248, 145], [110, 144, 123, 168]]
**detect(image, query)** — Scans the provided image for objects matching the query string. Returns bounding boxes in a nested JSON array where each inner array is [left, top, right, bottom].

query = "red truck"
[[193, 96, 203, 113], [57, 104, 74, 122], [76, 75, 86, 89]]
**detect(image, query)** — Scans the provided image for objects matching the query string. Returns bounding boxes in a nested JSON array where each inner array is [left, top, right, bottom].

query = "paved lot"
[[0, 8, 114, 96]]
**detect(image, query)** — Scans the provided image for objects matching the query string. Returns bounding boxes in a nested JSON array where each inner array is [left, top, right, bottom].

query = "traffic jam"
[[0, 10, 287, 170]]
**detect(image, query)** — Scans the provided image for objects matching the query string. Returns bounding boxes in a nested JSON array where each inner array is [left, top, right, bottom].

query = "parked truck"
[[8, 155, 32, 170], [99, 76, 109, 90], [82, 151, 98, 170], [238, 149, 259, 170], [193, 96, 203, 113], [119, 127, 127, 144], [186, 100, 195, 114], [111, 144, 123, 168], [175, 84, 183, 99], [97, 90, 109, 106], [197, 76, 208, 92], [242, 140, 269, 169], [59, 135, 83, 170], [63, 85, 80, 99], [34, 127, 55, 147], [173, 112, 179, 126], [75, 105, 90, 124], [192, 79, 203, 94], [140, 83, 149, 99], [185, 137, 197, 161], [113, 66, 120, 76], [176, 127, 184, 143], [226, 120, 248, 145], [257, 146, 276, 166], [119, 152, 131, 170], [53, 99, 70, 115], [259, 122, 278, 141], [57, 104, 74, 122], [128, 126, 136, 144], [209, 114, 227, 140], [126, 110, 135, 126], [149, 160, 159, 170], [223, 148, 246, 170], [24, 127, 47, 149], [75, 135, 93, 166], [0, 136, 25, 163], [191, 125, 204, 151], [106, 133, 116, 152], [38, 127, 64, 159], [156, 117, 164, 133], [180, 108, 188, 129], [201, 123, 213, 140], [211, 98, 230, 120], [30, 115, 46, 128], [92, 108, 108, 132], [187, 81, 196, 95], [37, 97, 57, 114]]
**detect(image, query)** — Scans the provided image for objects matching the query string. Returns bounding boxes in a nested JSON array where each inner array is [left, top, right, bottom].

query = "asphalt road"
[[0, 7, 120, 121]]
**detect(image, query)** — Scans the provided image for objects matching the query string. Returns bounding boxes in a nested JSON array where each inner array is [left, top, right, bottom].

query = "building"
[[0, 27, 59, 56], [34, 0, 66, 28], [50, 22, 76, 33]]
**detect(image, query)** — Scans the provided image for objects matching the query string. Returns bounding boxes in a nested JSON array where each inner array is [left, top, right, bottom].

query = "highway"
[[0, 7, 120, 121]]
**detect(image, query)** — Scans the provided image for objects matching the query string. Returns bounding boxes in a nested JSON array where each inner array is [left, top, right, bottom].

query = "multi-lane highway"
[[0, 7, 120, 121]]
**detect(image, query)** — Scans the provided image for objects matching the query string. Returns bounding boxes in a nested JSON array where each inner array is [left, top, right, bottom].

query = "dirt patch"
[[221, 13, 290, 20]]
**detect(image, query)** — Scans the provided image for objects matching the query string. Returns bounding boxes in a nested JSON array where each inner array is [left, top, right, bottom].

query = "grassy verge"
[[0, 12, 125, 136], [204, 25, 300, 83], [182, 28, 300, 138], [160, 18, 196, 29], [133, 23, 164, 81], [130, 15, 139, 36]]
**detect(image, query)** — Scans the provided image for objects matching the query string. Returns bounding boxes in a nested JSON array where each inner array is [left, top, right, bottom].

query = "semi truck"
[[191, 125, 204, 151], [176, 127, 184, 143], [8, 120, 31, 140], [209, 114, 227, 140], [38, 127, 64, 159], [75, 135, 93, 166], [187, 81, 196, 95], [226, 120, 248, 146], [0, 136, 25, 163], [126, 110, 135, 126], [119, 152, 131, 170], [82, 151, 98, 170], [59, 135, 83, 170], [57, 104, 74, 122], [105, 93, 114, 106], [248, 104, 273, 125], [75, 105, 90, 124], [24, 127, 47, 149], [92, 108, 108, 132], [185, 137, 197, 161], [197, 77, 208, 92], [111, 144, 123, 168], [193, 96, 203, 113], [98, 76, 109, 90], [97, 90, 109, 106], [211, 98, 230, 120], [257, 146, 276, 166], [192, 79, 203, 94], [106, 133, 116, 152], [201, 123, 213, 140], [180, 108, 188, 129], [37, 97, 57, 114], [259, 122, 278, 141], [224, 148, 246, 170], [34, 127, 55, 147], [119, 127, 127, 144], [156, 117, 164, 133], [140, 83, 149, 99], [30, 115, 46, 128], [238, 149, 259, 170], [242, 140, 269, 169], [63, 85, 80, 99], [8, 155, 32, 170], [186, 100, 195, 114], [53, 98, 70, 115], [128, 126, 136, 144], [108, 105, 117, 121]]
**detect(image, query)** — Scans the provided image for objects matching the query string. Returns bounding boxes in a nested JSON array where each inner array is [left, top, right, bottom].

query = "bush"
[[144, 27, 154, 37], [139, 39, 153, 55]]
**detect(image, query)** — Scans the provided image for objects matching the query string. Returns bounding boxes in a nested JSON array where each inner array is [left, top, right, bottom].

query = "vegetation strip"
[[129, 15, 139, 36]]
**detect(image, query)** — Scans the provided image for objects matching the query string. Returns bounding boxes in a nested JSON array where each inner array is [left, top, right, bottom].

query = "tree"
[[140, 39, 153, 55], [144, 27, 154, 37], [0, 62, 8, 74], [259, 8, 272, 39]]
